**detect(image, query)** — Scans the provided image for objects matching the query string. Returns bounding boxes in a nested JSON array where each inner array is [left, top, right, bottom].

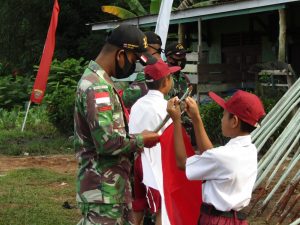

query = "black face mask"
[[115, 51, 136, 79], [170, 57, 186, 70]]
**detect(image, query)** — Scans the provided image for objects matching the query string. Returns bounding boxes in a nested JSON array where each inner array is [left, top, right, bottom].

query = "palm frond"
[[125, 0, 147, 16], [150, 0, 161, 14], [101, 6, 137, 19]]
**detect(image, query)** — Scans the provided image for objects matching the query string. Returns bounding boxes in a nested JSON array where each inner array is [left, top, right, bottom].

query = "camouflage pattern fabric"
[[77, 203, 134, 225], [122, 72, 148, 109], [168, 71, 190, 99], [74, 61, 144, 224]]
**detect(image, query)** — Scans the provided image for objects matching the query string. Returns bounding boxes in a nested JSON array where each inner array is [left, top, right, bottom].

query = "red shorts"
[[132, 154, 161, 214]]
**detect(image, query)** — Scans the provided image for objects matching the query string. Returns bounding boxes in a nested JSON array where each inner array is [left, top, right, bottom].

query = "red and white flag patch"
[[94, 92, 110, 105], [140, 55, 147, 63]]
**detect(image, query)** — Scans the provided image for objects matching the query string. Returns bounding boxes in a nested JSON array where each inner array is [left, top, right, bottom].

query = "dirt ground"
[[0, 155, 298, 225], [0, 154, 77, 175]]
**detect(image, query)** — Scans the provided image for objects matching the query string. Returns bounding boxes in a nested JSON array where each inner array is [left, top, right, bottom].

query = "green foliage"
[[102, 0, 162, 19], [127, 0, 148, 16], [0, 75, 33, 109], [200, 101, 227, 145], [150, 0, 162, 14], [0, 0, 107, 73], [0, 106, 72, 156], [0, 168, 79, 225], [43, 58, 87, 134]]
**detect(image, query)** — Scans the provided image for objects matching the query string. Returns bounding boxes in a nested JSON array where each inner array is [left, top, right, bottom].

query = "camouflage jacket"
[[122, 72, 148, 109], [168, 71, 190, 99], [74, 61, 144, 205], [122, 71, 190, 109]]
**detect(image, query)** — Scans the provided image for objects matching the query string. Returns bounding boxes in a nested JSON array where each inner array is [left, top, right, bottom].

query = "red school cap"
[[209, 90, 266, 127], [144, 59, 181, 81]]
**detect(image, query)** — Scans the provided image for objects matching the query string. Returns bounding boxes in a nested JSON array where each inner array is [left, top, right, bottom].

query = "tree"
[[0, 0, 114, 74]]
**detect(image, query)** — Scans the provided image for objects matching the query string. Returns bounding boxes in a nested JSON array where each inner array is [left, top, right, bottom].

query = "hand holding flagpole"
[[154, 86, 193, 133]]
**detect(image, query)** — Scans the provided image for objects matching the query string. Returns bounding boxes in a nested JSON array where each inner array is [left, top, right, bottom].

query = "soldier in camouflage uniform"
[[165, 42, 197, 145], [165, 42, 190, 98], [74, 24, 159, 225], [122, 31, 163, 109]]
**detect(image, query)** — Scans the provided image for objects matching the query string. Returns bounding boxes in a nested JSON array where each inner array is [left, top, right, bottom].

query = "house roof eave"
[[91, 0, 299, 31]]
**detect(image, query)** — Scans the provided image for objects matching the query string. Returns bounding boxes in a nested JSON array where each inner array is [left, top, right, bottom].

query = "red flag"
[[30, 0, 60, 104], [160, 124, 202, 225]]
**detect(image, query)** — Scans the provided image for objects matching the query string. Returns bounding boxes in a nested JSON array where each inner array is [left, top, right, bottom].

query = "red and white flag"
[[30, 0, 60, 104], [160, 124, 202, 225]]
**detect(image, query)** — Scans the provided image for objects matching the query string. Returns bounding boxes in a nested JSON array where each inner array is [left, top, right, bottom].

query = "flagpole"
[[154, 0, 174, 61], [21, 100, 32, 132]]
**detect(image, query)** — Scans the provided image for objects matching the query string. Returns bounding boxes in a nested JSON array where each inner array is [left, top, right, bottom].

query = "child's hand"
[[185, 97, 201, 121], [167, 97, 181, 122]]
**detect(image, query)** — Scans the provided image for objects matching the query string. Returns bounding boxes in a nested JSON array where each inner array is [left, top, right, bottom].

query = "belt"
[[201, 203, 247, 220]]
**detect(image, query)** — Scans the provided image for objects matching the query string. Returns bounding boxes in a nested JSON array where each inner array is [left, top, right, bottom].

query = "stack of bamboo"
[[248, 78, 300, 224]]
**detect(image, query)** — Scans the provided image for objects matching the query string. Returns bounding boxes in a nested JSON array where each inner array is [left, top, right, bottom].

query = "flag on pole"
[[30, 0, 60, 104], [155, 0, 174, 50], [160, 124, 202, 225]]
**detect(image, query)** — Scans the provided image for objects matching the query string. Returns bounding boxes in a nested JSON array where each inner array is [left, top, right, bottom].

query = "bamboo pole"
[[255, 108, 300, 184], [258, 153, 300, 211], [252, 78, 300, 141], [265, 133, 300, 188], [266, 170, 300, 221], [276, 194, 300, 225]]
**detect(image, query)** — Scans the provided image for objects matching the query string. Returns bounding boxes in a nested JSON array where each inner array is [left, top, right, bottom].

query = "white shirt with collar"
[[186, 135, 257, 212], [129, 90, 171, 225]]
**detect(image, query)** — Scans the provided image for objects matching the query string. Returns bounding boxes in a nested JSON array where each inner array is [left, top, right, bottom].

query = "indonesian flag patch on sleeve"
[[94, 92, 112, 111]]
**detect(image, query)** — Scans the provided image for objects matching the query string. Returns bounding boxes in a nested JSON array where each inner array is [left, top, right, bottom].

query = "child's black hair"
[[145, 74, 171, 90], [228, 113, 256, 133]]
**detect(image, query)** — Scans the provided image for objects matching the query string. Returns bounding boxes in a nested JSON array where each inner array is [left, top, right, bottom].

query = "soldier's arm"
[[84, 86, 144, 155]]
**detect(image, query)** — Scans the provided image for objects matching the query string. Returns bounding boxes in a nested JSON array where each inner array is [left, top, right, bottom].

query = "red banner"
[[30, 0, 60, 104]]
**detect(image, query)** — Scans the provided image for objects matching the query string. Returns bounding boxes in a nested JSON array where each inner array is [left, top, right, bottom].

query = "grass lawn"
[[0, 168, 80, 225], [0, 128, 73, 156]]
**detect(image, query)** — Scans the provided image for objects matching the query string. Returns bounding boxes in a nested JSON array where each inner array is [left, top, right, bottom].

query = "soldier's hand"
[[167, 97, 181, 122], [141, 130, 160, 148], [185, 97, 201, 121]]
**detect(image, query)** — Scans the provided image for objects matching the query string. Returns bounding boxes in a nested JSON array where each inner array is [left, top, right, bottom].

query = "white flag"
[[155, 0, 174, 51]]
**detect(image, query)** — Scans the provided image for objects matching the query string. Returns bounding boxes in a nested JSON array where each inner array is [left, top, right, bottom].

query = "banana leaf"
[[150, 0, 161, 14], [101, 6, 137, 19], [125, 0, 147, 16]]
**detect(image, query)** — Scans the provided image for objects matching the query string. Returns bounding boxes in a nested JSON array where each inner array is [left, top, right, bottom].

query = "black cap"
[[144, 31, 162, 45], [107, 24, 157, 65], [165, 42, 190, 56]]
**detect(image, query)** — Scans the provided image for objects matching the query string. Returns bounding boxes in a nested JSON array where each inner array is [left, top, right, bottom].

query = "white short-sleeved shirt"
[[186, 135, 257, 211], [129, 90, 171, 225]]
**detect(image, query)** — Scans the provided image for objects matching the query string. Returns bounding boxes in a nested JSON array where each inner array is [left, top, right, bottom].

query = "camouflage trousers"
[[77, 202, 134, 225]]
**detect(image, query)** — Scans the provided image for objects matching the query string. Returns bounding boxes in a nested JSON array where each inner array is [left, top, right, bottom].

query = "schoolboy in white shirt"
[[129, 59, 180, 225], [167, 90, 265, 225]]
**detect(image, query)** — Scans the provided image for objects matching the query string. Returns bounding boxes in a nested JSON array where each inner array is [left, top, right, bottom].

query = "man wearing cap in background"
[[165, 42, 196, 146], [165, 42, 191, 99], [74, 24, 159, 225], [129, 59, 181, 225], [122, 31, 163, 110]]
